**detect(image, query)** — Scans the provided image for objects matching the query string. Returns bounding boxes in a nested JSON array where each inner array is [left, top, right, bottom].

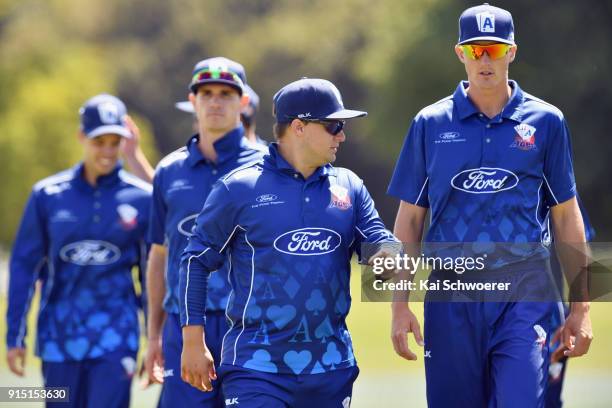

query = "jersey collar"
[[186, 126, 246, 167], [453, 79, 525, 122], [265, 142, 335, 181], [72, 162, 122, 191]]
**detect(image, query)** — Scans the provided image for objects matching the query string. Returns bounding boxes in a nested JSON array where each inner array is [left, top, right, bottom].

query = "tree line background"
[[1, 0, 611, 246]]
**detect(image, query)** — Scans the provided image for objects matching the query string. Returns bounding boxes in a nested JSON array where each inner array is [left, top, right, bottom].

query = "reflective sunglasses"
[[459, 43, 513, 60], [299, 119, 346, 135], [191, 68, 244, 87]]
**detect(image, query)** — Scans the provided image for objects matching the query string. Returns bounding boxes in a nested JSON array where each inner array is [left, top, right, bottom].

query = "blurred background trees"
[[1, 0, 611, 245]]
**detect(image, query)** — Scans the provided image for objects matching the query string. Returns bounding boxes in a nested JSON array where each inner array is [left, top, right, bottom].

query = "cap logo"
[[209, 62, 229, 72], [98, 102, 120, 124], [476, 12, 495, 33], [297, 113, 312, 118]]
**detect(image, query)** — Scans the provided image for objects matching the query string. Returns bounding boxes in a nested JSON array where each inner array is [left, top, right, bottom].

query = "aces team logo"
[[117, 204, 138, 230], [329, 185, 352, 210], [510, 123, 537, 151]]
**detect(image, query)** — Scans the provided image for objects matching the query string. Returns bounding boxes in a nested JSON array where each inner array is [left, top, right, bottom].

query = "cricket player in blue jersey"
[[387, 4, 593, 407], [180, 78, 397, 407], [144, 57, 266, 407], [5, 94, 151, 408]]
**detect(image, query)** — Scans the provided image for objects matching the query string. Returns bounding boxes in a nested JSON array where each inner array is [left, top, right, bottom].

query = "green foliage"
[[0, 0, 611, 244]]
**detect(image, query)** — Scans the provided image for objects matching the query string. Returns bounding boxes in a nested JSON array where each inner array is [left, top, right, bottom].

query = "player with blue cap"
[[179, 77, 398, 407], [387, 3, 593, 407], [6, 93, 151, 408]]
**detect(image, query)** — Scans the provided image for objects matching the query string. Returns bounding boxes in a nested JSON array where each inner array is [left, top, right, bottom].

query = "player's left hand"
[[555, 304, 593, 358], [120, 115, 142, 159]]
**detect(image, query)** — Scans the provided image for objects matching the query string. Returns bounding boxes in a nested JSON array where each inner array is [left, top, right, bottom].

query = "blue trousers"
[[42, 349, 136, 408], [158, 311, 228, 408], [219, 365, 359, 408]]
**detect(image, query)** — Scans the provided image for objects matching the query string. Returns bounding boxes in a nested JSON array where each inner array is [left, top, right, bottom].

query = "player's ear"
[[188, 92, 196, 108], [508, 45, 518, 63], [77, 131, 87, 144], [454, 45, 466, 63], [240, 93, 250, 109], [290, 118, 306, 137]]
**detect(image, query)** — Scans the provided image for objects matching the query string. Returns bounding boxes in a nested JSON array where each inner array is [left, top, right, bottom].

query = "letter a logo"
[[476, 12, 495, 33]]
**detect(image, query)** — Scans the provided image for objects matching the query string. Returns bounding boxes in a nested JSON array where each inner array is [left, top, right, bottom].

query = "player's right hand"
[[181, 339, 216, 392], [7, 347, 26, 376], [141, 337, 165, 388], [391, 304, 424, 361]]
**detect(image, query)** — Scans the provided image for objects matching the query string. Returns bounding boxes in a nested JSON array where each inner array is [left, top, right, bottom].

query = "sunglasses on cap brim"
[[191, 68, 244, 88]]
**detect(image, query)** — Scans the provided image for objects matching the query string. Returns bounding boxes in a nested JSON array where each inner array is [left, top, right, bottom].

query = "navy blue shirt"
[[388, 81, 576, 262], [148, 127, 266, 314], [180, 143, 396, 375], [7, 164, 151, 362]]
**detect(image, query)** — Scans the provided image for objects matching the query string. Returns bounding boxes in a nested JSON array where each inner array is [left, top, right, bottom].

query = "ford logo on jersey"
[[451, 167, 519, 194], [256, 194, 278, 203], [59, 240, 121, 266], [178, 214, 198, 237], [273, 228, 341, 256], [439, 132, 460, 140]]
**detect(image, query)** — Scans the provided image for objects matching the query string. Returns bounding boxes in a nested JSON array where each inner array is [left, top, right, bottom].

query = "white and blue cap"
[[273, 78, 367, 124], [189, 57, 247, 95], [79, 94, 131, 138], [244, 84, 260, 112], [458, 3, 515, 45]]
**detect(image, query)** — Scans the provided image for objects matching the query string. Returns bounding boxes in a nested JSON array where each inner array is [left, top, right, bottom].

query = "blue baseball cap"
[[79, 94, 131, 138], [189, 57, 246, 95], [244, 84, 260, 112], [273, 78, 367, 124], [458, 3, 515, 45]]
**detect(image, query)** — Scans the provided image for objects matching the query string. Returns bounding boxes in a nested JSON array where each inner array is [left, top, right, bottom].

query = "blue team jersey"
[[180, 143, 395, 375], [6, 163, 151, 362], [388, 81, 577, 262], [148, 127, 266, 314]]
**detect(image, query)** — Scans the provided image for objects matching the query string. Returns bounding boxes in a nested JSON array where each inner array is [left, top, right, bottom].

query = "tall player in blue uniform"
[[387, 4, 593, 407], [180, 78, 397, 407], [5, 94, 151, 408], [144, 57, 266, 407]]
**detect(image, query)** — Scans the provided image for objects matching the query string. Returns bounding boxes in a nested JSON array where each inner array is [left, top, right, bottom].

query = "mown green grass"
[[1, 262, 611, 407]]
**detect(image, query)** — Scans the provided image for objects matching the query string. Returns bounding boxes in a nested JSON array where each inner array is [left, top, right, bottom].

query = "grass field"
[[1, 258, 611, 407]]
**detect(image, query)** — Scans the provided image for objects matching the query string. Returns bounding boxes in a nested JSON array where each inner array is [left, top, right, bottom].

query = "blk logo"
[[225, 397, 239, 406]]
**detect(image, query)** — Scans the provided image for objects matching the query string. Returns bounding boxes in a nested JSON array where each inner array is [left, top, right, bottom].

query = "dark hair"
[[273, 122, 289, 140]]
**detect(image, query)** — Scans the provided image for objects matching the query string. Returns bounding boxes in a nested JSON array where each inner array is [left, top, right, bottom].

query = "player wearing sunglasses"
[[144, 57, 266, 407], [180, 78, 398, 407], [388, 3, 592, 407]]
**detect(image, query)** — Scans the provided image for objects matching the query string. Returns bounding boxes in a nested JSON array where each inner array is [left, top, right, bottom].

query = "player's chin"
[[96, 160, 118, 174]]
